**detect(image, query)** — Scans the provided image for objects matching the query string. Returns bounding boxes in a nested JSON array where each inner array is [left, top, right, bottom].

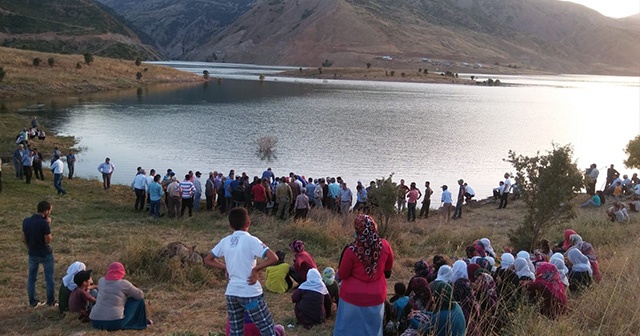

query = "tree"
[[136, 71, 143, 80], [470, 75, 475, 80], [33, 57, 41, 67], [76, 62, 82, 69], [401, 72, 405, 77], [135, 57, 142, 66], [317, 67, 322, 74], [506, 144, 584, 251], [321, 59, 333, 67], [389, 70, 395, 76], [84, 53, 93, 65], [367, 174, 397, 238], [366, 63, 372, 69], [624, 135, 640, 168], [47, 57, 55, 67], [259, 74, 265, 81], [0, 67, 5, 82], [203, 70, 210, 80]]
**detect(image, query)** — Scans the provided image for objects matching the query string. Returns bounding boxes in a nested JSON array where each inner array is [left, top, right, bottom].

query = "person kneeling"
[[292, 269, 332, 329]]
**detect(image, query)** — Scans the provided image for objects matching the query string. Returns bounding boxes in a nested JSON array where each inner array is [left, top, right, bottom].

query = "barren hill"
[[0, 0, 163, 60]]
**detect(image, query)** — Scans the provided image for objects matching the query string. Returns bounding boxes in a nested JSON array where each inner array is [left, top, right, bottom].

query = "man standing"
[[13, 144, 25, 179], [276, 177, 293, 220], [166, 176, 181, 218], [49, 156, 66, 196], [452, 179, 466, 219], [193, 171, 203, 212], [23, 201, 56, 307], [205, 172, 216, 211], [32, 148, 44, 181], [605, 164, 618, 190], [419, 181, 433, 219], [22, 147, 34, 184], [338, 182, 353, 215], [131, 169, 147, 211], [406, 182, 422, 222], [180, 174, 196, 217], [327, 178, 340, 211], [66, 150, 76, 180], [262, 168, 275, 183], [251, 178, 268, 214], [440, 185, 452, 224], [148, 175, 164, 219], [498, 173, 511, 209], [397, 179, 410, 213], [97, 158, 115, 190]]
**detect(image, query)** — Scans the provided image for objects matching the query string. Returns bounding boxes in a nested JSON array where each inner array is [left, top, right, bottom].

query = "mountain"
[[96, 0, 256, 60], [0, 0, 163, 60]]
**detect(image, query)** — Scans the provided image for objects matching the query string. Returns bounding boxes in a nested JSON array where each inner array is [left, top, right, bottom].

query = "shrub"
[[624, 135, 640, 169], [259, 73, 265, 81], [471, 75, 475, 80], [366, 63, 372, 69], [423, 69, 428, 74], [506, 144, 584, 251], [389, 70, 395, 76], [0, 67, 5, 82], [255, 135, 277, 160], [203, 70, 210, 79], [32, 57, 41, 67], [47, 57, 54, 67], [135, 57, 142, 66], [401, 72, 405, 77], [367, 174, 397, 237], [317, 67, 322, 74], [83, 53, 93, 65], [76, 62, 82, 69], [136, 72, 143, 80], [321, 59, 333, 67]]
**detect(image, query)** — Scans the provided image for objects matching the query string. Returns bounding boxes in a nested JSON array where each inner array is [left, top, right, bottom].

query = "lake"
[[32, 63, 640, 201]]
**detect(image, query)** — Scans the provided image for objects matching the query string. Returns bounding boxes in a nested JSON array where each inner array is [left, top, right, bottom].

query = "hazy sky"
[[564, 0, 640, 18]]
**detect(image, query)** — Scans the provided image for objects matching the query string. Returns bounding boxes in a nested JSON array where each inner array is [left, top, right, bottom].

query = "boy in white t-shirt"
[[204, 207, 279, 336]]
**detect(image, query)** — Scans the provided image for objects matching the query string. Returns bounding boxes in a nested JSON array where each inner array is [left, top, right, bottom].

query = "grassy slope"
[[0, 127, 637, 335], [0, 47, 203, 100]]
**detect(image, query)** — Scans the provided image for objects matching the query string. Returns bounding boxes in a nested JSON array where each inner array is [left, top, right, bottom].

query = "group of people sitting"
[[57, 261, 152, 331]]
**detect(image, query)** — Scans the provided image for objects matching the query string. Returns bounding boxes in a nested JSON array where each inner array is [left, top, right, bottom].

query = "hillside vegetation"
[[0, 47, 203, 100], [0, 0, 163, 60]]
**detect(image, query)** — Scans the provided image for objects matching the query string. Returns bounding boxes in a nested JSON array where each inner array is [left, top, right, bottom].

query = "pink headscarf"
[[105, 262, 126, 280]]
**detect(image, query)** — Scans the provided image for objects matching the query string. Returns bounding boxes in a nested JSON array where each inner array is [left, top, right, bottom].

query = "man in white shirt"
[[585, 163, 599, 195], [131, 169, 148, 211], [50, 156, 66, 195], [193, 171, 203, 212], [498, 173, 511, 209], [97, 158, 115, 190], [204, 208, 278, 336]]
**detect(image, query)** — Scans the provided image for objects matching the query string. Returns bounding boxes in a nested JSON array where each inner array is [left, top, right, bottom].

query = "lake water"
[[36, 63, 640, 201]]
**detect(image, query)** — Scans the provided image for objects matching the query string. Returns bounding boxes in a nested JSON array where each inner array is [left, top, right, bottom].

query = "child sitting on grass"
[[390, 282, 409, 322], [322, 267, 339, 306], [69, 270, 97, 322], [266, 250, 293, 294]]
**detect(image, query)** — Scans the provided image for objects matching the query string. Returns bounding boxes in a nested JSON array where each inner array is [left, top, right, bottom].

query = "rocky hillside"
[[0, 0, 163, 60], [96, 0, 255, 60]]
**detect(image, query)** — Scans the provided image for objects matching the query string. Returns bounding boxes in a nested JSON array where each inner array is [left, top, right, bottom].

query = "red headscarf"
[[467, 263, 481, 283], [105, 262, 126, 281], [349, 215, 382, 278], [533, 262, 566, 304], [562, 229, 577, 251]]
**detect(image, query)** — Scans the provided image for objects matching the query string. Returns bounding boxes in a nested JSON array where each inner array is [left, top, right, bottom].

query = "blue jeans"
[[28, 254, 55, 306], [149, 200, 161, 218], [53, 173, 66, 195], [193, 192, 201, 212]]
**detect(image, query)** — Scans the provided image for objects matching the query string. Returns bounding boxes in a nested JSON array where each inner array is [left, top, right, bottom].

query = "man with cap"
[[440, 185, 452, 223], [452, 179, 466, 219]]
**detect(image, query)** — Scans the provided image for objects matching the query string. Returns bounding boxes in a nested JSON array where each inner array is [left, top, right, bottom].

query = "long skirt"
[[91, 298, 148, 330], [334, 299, 383, 336]]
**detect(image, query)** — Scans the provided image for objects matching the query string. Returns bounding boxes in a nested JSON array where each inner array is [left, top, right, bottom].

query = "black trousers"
[[33, 163, 44, 180], [206, 194, 214, 211], [499, 193, 509, 208], [181, 197, 194, 217], [23, 165, 33, 184], [68, 164, 75, 179], [420, 199, 431, 218], [134, 189, 146, 210]]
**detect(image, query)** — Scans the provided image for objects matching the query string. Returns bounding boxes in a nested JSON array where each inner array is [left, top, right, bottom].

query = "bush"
[[0, 67, 5, 82], [258, 73, 265, 81], [367, 174, 397, 238], [75, 62, 82, 69], [318, 67, 322, 74], [47, 57, 54, 67], [32, 57, 41, 67], [423, 69, 428, 74], [135, 57, 142, 66], [83, 53, 93, 65], [255, 135, 277, 160], [506, 144, 584, 251], [203, 70, 210, 79], [366, 63, 372, 69], [136, 72, 143, 80], [389, 70, 395, 76], [321, 59, 333, 67], [401, 72, 405, 77]]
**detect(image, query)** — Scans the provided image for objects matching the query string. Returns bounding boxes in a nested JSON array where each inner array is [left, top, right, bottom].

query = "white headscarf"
[[514, 258, 535, 280], [517, 251, 536, 273], [485, 256, 496, 272], [470, 256, 480, 264], [62, 261, 86, 291], [435, 265, 453, 283], [480, 238, 496, 258], [567, 248, 593, 277], [550, 253, 570, 286], [451, 260, 468, 283], [500, 253, 515, 269], [298, 269, 328, 295]]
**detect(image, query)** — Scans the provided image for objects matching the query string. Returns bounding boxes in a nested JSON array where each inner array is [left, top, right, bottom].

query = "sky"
[[564, 0, 640, 18]]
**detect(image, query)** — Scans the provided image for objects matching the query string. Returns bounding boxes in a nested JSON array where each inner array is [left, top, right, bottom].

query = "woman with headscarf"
[[288, 240, 318, 285], [470, 267, 498, 322], [567, 248, 593, 292], [472, 240, 487, 258], [334, 215, 394, 336], [566, 234, 601, 283], [525, 262, 567, 318], [516, 251, 536, 273], [492, 254, 521, 332], [515, 258, 535, 282], [479, 238, 496, 258], [434, 265, 453, 284], [426, 281, 467, 336], [399, 277, 433, 335], [89, 262, 149, 331], [292, 269, 332, 329], [549, 253, 569, 287], [407, 260, 433, 296], [322, 267, 339, 305], [59, 261, 88, 313], [554, 229, 577, 253], [451, 260, 481, 336]]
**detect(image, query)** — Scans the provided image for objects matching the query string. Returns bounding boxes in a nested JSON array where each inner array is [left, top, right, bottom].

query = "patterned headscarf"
[[349, 215, 383, 277], [289, 240, 305, 253], [467, 263, 481, 283], [533, 262, 567, 304], [414, 260, 430, 278]]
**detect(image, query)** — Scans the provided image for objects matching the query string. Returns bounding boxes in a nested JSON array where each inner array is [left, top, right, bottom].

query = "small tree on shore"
[[84, 53, 93, 65], [33, 57, 42, 67], [367, 174, 397, 237], [506, 144, 583, 251], [366, 63, 372, 69], [135, 57, 142, 66], [624, 135, 640, 169], [389, 70, 395, 76], [47, 57, 55, 67], [203, 70, 210, 79], [136, 72, 143, 80], [76, 62, 82, 69], [256, 135, 278, 161], [0, 67, 5, 82]]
